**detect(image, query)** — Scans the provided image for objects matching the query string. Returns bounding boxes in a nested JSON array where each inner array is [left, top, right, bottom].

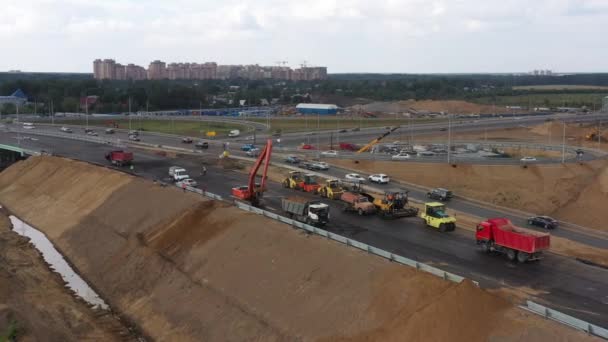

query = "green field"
[[249, 117, 443, 133], [513, 85, 608, 91], [57, 118, 247, 137], [473, 93, 606, 108]]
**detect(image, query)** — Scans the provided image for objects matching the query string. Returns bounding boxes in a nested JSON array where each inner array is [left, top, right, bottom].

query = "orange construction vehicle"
[[231, 139, 272, 207]]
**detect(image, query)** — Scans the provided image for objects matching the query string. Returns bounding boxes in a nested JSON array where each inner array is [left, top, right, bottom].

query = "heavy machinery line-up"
[[230, 139, 551, 264], [105, 129, 551, 264]]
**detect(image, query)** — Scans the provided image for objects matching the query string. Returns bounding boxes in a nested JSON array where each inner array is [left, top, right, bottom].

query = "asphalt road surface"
[[2, 131, 608, 328]]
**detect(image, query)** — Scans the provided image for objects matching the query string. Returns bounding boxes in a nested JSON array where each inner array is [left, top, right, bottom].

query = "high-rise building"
[[148, 60, 167, 80], [93, 59, 102, 79]]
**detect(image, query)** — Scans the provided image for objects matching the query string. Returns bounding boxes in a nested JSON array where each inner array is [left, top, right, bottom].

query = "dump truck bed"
[[282, 197, 309, 216], [490, 218, 550, 253]]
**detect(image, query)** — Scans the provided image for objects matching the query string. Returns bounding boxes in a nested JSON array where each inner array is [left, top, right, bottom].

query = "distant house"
[[0, 89, 28, 106]]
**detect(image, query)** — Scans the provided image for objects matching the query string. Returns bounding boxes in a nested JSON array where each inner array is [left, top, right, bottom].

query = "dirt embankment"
[[0, 212, 133, 341], [0, 156, 597, 341], [332, 158, 608, 232], [360, 100, 519, 114]]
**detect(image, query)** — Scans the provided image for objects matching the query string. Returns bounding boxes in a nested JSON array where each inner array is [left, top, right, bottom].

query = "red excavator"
[[231, 139, 273, 207]]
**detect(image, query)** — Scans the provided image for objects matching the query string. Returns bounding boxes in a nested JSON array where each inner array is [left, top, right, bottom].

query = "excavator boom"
[[232, 139, 273, 206], [357, 127, 400, 153]]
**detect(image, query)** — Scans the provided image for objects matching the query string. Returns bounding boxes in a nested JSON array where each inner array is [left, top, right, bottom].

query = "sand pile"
[[362, 100, 517, 114], [0, 156, 596, 341]]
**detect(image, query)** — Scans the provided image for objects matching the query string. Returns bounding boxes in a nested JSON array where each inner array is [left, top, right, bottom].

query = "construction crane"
[[356, 127, 400, 153], [231, 139, 273, 207]]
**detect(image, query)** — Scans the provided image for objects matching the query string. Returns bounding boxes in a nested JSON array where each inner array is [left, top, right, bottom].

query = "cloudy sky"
[[1, 0, 607, 73]]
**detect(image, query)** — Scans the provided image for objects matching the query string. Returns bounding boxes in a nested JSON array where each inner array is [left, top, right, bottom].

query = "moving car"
[[105, 128, 115, 134], [313, 161, 329, 170], [368, 174, 390, 184], [321, 150, 339, 157], [246, 147, 260, 157], [22, 122, 35, 129], [439, 127, 447, 131], [392, 153, 411, 160], [527, 216, 558, 230], [285, 155, 300, 164], [228, 129, 240, 137], [60, 126, 72, 133], [241, 144, 256, 151], [520, 156, 537, 162], [351, 127, 360, 132], [338, 129, 348, 133], [427, 188, 453, 201], [169, 166, 190, 182], [84, 128, 94, 133], [301, 144, 315, 150], [182, 137, 193, 144], [195, 141, 209, 149], [128, 135, 140, 141], [177, 178, 198, 188], [128, 130, 139, 136], [86, 131, 98, 136], [345, 173, 366, 183]]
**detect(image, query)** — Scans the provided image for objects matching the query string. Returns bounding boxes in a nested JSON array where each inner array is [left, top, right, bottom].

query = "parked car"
[[301, 144, 315, 150], [105, 128, 115, 134], [527, 216, 558, 230], [285, 155, 300, 164], [241, 144, 256, 151], [60, 126, 72, 133], [128, 135, 140, 141], [520, 156, 537, 162], [321, 150, 339, 157], [368, 174, 390, 184], [195, 141, 209, 149], [392, 153, 411, 160], [182, 137, 193, 144], [427, 188, 453, 201], [345, 173, 366, 183], [177, 178, 198, 188], [246, 147, 260, 157]]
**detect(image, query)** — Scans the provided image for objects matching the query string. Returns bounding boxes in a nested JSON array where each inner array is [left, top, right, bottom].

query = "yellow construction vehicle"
[[420, 202, 456, 232], [282, 171, 303, 189], [318, 179, 344, 200], [372, 191, 419, 219], [356, 127, 399, 153], [585, 129, 605, 142]]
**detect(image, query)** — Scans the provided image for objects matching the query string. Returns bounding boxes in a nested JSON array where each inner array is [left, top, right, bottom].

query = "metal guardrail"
[[521, 301, 608, 339]]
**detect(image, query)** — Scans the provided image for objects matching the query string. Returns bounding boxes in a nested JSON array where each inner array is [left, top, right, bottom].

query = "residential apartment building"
[[94, 59, 327, 81]]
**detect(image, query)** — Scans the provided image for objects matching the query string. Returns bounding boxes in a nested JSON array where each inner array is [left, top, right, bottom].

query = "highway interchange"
[[2, 113, 608, 328]]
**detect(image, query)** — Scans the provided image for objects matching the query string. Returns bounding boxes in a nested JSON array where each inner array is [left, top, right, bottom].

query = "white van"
[[169, 166, 190, 182], [228, 129, 240, 137]]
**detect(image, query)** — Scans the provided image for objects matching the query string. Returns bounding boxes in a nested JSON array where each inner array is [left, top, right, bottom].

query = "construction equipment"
[[372, 191, 419, 219], [318, 179, 344, 200], [420, 202, 456, 232], [105, 150, 133, 167], [282, 197, 330, 227], [585, 128, 605, 142], [340, 191, 376, 216], [476, 218, 550, 262], [231, 139, 272, 207], [283, 171, 321, 193], [356, 127, 399, 153]]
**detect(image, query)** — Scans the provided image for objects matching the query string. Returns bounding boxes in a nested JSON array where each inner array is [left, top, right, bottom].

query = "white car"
[[369, 174, 390, 184], [321, 150, 339, 157], [246, 148, 260, 157], [345, 173, 366, 183], [177, 178, 198, 187], [86, 131, 98, 136], [520, 156, 537, 162], [392, 153, 411, 160], [313, 161, 329, 170], [60, 126, 72, 133]]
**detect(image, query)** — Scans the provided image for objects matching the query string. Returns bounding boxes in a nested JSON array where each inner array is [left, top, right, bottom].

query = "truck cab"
[[169, 166, 190, 182], [420, 202, 456, 232]]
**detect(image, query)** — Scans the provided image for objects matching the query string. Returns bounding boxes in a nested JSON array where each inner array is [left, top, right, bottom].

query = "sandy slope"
[[0, 156, 598, 341]]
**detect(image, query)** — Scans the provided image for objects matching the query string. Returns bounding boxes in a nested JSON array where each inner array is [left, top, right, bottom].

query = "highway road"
[[2, 130, 608, 328]]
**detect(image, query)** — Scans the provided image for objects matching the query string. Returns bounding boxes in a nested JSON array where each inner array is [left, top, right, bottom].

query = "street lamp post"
[[447, 114, 452, 164], [128, 96, 132, 131], [562, 121, 566, 163]]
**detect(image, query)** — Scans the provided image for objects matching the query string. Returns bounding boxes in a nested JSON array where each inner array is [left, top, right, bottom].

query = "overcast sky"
[[1, 0, 607, 73]]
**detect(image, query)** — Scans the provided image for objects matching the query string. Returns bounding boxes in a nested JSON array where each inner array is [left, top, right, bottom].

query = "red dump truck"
[[105, 150, 133, 167], [476, 218, 550, 263]]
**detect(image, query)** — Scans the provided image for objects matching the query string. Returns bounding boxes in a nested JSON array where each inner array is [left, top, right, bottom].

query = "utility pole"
[[447, 114, 452, 164], [85, 96, 89, 129], [128, 96, 132, 131], [50, 99, 54, 126], [17, 103, 20, 146], [317, 113, 320, 157], [599, 120, 602, 150], [562, 121, 566, 163]]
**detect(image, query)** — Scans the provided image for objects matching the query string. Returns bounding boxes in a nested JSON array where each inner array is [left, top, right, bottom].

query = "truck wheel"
[[282, 180, 288, 188], [506, 249, 517, 261], [517, 252, 530, 263], [439, 223, 447, 232], [358, 208, 364, 216], [527, 220, 533, 225], [479, 241, 490, 253]]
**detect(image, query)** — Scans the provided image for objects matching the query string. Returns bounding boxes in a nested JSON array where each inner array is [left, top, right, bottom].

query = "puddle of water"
[[8, 215, 109, 310]]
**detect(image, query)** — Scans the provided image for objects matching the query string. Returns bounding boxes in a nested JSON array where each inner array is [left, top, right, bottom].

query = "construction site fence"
[[521, 301, 608, 339]]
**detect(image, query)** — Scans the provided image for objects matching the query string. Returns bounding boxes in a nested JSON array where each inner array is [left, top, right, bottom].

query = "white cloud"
[[1, 0, 608, 72]]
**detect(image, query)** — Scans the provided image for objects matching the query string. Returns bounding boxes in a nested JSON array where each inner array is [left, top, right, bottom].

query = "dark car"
[[439, 127, 447, 131], [527, 216, 558, 229], [427, 188, 453, 201], [195, 141, 209, 149], [285, 155, 300, 164], [338, 129, 348, 133], [351, 127, 360, 132]]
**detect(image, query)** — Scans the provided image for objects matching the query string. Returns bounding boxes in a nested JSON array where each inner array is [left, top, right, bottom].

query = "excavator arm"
[[232, 139, 273, 206], [356, 127, 399, 153]]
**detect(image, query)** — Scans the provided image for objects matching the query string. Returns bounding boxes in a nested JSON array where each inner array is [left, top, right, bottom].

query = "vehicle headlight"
[[309, 213, 319, 220]]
